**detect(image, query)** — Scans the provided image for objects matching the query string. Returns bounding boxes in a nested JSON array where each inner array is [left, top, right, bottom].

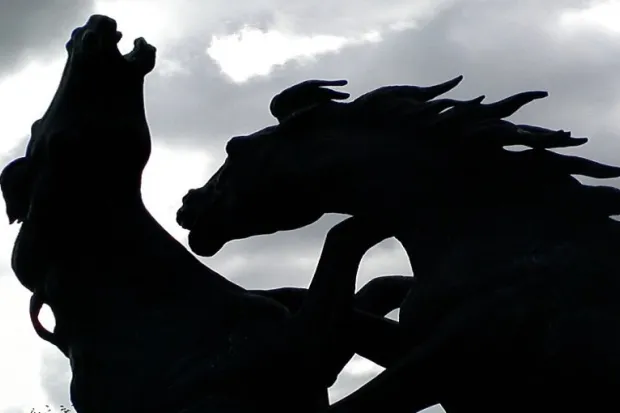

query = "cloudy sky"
[[1, 0, 620, 412]]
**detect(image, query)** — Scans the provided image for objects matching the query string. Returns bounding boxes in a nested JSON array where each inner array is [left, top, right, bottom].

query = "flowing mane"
[[271, 76, 620, 218]]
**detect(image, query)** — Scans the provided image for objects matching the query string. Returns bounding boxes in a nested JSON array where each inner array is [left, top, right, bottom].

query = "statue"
[[0, 16, 414, 413], [178, 77, 620, 411]]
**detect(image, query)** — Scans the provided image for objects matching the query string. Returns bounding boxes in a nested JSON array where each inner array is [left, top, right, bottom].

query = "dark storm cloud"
[[147, 0, 620, 150], [190, 0, 456, 39], [0, 0, 95, 76]]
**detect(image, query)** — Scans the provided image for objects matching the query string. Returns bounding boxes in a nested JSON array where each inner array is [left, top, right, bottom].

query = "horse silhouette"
[[179, 77, 620, 411]]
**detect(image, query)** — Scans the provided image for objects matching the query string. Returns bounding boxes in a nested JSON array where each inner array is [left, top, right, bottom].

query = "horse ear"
[[270, 79, 349, 122], [0, 157, 33, 224]]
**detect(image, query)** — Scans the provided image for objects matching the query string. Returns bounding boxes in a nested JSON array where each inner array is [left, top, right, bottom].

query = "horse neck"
[[21, 185, 240, 296], [319, 166, 620, 278], [392, 206, 620, 281], [87, 197, 241, 292]]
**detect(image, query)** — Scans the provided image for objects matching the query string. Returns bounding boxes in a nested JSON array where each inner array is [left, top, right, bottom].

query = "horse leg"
[[282, 217, 398, 387], [324, 275, 415, 370], [353, 275, 413, 315], [250, 275, 413, 369], [326, 287, 528, 413], [250, 275, 412, 316]]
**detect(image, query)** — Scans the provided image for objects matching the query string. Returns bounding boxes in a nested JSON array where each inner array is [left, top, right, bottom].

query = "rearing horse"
[[1, 16, 410, 413], [179, 77, 620, 411]]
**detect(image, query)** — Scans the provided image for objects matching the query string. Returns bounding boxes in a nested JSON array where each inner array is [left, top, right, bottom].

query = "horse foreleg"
[[284, 217, 397, 387], [326, 288, 524, 413], [250, 274, 413, 317], [354, 275, 413, 316], [253, 276, 412, 374]]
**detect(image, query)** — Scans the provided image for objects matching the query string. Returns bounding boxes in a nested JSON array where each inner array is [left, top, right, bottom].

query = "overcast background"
[[1, 0, 620, 412]]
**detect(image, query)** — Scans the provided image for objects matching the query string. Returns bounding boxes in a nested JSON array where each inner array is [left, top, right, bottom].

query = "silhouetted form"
[[179, 77, 620, 411], [0, 16, 413, 413]]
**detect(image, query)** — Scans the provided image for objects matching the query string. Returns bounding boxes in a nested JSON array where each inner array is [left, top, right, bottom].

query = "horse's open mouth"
[[68, 15, 156, 75], [122, 37, 155, 71]]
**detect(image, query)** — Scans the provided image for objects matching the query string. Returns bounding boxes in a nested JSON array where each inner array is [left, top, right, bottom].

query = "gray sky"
[[1, 0, 620, 412]]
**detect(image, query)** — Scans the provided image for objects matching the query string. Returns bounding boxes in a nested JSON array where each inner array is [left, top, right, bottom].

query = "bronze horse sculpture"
[[178, 77, 620, 411], [0, 16, 416, 413]]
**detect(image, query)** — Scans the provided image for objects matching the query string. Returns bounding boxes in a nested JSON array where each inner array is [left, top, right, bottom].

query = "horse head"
[[1, 14, 156, 229], [0, 14, 157, 318], [177, 76, 620, 257]]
